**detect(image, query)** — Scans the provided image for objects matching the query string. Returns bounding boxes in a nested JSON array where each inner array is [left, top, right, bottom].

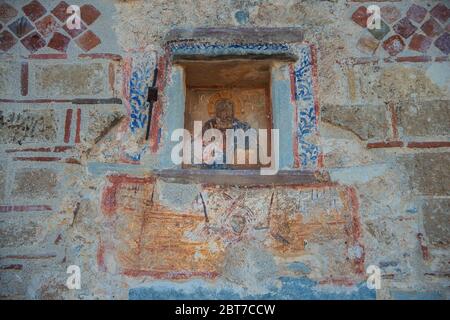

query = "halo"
[[207, 91, 243, 116]]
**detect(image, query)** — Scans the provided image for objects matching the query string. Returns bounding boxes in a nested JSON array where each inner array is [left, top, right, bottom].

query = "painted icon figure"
[[201, 99, 253, 168]]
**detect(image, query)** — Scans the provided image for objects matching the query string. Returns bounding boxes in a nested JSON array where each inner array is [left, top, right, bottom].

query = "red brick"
[[21, 62, 28, 96], [0, 30, 17, 51], [8, 16, 34, 38], [20, 31, 45, 52], [64, 109, 73, 143], [417, 233, 430, 261], [29, 53, 67, 59], [395, 56, 431, 63], [62, 21, 86, 38], [34, 15, 59, 38], [109, 62, 115, 92], [381, 5, 400, 24], [0, 3, 18, 24], [75, 108, 81, 143], [79, 53, 122, 61], [75, 30, 101, 52], [51, 1, 70, 23], [22, 0, 47, 22], [13, 156, 61, 162], [430, 3, 450, 24], [0, 205, 52, 213], [0, 264, 23, 270], [53, 146, 73, 152], [5, 147, 52, 153], [407, 141, 450, 148], [80, 4, 101, 26], [393, 17, 417, 39], [1, 254, 56, 259], [406, 4, 427, 24], [383, 35, 405, 56], [47, 31, 70, 52], [409, 33, 432, 53], [351, 6, 369, 28], [434, 32, 450, 55], [367, 141, 403, 148], [421, 17, 444, 38]]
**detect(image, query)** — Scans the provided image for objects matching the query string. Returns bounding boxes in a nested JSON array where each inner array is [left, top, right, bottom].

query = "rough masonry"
[[0, 0, 449, 300]]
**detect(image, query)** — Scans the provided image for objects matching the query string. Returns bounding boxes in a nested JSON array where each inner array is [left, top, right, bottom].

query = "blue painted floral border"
[[126, 43, 319, 167]]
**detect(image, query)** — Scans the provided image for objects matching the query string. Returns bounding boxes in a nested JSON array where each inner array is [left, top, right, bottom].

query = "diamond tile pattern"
[[352, 2, 450, 56], [434, 32, 450, 54], [0, 30, 17, 51], [75, 30, 101, 52], [421, 18, 444, 38], [22, 0, 47, 22], [0, 3, 18, 24], [0, 1, 103, 53], [8, 16, 34, 38], [430, 3, 450, 24], [21, 31, 46, 52], [368, 20, 390, 40], [48, 31, 70, 52], [51, 1, 70, 23], [35, 15, 60, 38], [406, 4, 427, 24], [80, 4, 101, 25], [393, 17, 417, 39]]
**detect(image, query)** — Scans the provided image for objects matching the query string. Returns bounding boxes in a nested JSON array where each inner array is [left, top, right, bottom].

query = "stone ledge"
[[155, 169, 330, 186], [165, 27, 304, 44]]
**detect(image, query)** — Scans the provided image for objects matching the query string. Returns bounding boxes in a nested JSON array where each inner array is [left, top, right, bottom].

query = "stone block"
[[0, 219, 41, 247], [0, 109, 57, 144], [85, 108, 125, 144], [402, 153, 450, 196], [32, 62, 108, 98], [423, 198, 450, 248], [396, 100, 449, 137], [12, 168, 58, 200], [321, 104, 389, 141], [0, 61, 21, 98], [0, 162, 5, 201]]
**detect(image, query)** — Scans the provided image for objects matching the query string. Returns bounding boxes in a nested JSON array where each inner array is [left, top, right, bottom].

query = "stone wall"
[[0, 0, 449, 300]]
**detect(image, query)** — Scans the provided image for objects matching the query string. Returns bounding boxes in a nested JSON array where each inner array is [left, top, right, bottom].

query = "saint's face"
[[215, 100, 234, 129]]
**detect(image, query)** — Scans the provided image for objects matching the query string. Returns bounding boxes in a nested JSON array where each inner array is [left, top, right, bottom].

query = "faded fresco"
[[0, 0, 449, 300]]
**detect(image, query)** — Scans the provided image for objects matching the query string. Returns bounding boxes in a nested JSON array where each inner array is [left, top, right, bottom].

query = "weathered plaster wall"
[[0, 0, 449, 300]]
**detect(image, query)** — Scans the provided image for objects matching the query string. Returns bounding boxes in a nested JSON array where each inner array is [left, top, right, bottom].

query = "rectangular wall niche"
[[182, 60, 272, 169]]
